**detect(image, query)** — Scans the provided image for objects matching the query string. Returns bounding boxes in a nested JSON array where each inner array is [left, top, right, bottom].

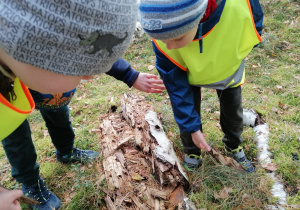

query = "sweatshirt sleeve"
[[106, 58, 140, 87], [153, 42, 201, 133], [250, 0, 264, 36]]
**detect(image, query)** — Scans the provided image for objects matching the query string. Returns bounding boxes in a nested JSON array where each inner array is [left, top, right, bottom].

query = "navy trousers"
[[2, 106, 74, 186], [180, 86, 244, 155]]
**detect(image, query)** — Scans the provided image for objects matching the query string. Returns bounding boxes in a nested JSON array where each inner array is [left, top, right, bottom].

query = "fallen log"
[[99, 94, 189, 209]]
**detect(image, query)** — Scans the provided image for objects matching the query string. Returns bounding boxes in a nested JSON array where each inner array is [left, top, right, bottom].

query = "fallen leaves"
[[147, 65, 155, 71], [208, 148, 246, 172], [261, 163, 278, 172], [214, 187, 233, 199]]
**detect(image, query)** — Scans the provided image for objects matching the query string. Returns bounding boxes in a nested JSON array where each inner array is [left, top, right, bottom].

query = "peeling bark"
[[208, 148, 246, 172], [243, 109, 287, 206], [99, 94, 189, 209]]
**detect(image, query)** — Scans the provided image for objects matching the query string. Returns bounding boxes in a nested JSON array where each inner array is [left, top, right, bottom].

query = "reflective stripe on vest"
[[0, 78, 35, 140], [154, 0, 262, 88]]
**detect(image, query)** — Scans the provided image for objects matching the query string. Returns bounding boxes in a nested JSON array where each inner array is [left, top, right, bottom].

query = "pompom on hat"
[[139, 0, 208, 40]]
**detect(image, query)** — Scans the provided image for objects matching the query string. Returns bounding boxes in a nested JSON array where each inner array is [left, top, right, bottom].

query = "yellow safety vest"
[[0, 78, 35, 140], [153, 0, 262, 88]]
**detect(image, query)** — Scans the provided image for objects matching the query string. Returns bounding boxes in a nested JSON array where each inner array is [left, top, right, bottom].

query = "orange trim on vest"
[[193, 26, 216, 41], [0, 81, 35, 114], [246, 0, 262, 41], [153, 39, 187, 71]]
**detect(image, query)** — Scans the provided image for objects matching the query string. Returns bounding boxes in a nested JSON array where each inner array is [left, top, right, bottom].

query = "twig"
[[0, 184, 40, 206], [116, 183, 143, 210]]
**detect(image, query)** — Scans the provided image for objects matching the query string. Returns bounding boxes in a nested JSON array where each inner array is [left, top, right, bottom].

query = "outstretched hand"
[[0, 187, 23, 210], [191, 130, 211, 151], [132, 73, 165, 93]]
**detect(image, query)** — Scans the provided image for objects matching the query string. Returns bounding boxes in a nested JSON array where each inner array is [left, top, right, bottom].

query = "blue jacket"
[[106, 58, 140, 88], [153, 0, 263, 133]]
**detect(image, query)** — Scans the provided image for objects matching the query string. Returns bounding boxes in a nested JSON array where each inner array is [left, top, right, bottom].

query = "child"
[[0, 59, 164, 210], [0, 1, 165, 209], [138, 0, 263, 172]]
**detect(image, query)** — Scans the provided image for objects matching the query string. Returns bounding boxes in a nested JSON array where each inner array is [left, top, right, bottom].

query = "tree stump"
[[99, 94, 189, 210]]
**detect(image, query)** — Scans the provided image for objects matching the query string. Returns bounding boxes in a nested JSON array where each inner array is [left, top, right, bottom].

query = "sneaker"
[[230, 146, 255, 173], [22, 177, 61, 210], [56, 147, 99, 164], [183, 154, 203, 172]]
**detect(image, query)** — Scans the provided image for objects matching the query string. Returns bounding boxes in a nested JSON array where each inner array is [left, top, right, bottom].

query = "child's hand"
[[132, 73, 165, 93], [191, 130, 211, 151], [0, 187, 23, 210]]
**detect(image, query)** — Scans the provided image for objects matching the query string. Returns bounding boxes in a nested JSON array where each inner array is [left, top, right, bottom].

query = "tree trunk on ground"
[[99, 94, 189, 210]]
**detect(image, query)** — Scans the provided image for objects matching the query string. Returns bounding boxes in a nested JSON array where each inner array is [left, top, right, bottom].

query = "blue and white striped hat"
[[139, 0, 208, 40]]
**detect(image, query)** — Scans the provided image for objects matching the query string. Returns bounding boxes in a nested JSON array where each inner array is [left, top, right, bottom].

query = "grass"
[[0, 0, 299, 209]]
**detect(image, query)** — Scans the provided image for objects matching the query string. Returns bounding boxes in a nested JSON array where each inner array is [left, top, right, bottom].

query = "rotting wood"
[[99, 94, 189, 209]]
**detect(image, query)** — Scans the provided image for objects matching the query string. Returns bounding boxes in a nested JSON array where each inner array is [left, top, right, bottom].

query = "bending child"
[[0, 1, 164, 209], [138, 0, 263, 172]]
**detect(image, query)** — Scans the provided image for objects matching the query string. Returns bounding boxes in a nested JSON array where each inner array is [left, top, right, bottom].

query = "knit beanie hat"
[[139, 0, 208, 40], [0, 0, 139, 76]]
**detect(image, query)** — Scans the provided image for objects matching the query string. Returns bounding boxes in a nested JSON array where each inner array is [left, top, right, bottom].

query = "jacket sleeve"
[[106, 58, 140, 87], [153, 42, 201, 133], [249, 0, 264, 35]]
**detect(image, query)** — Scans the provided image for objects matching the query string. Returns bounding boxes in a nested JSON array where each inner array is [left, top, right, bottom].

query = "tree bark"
[[99, 94, 189, 210]]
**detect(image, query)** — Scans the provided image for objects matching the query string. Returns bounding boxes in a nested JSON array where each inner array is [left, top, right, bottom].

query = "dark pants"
[[2, 106, 74, 186], [180, 86, 243, 155]]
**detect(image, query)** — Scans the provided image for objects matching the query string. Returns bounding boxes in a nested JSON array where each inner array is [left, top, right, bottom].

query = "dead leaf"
[[272, 107, 278, 113], [208, 148, 246, 171], [131, 173, 143, 181], [80, 165, 86, 171], [43, 130, 49, 138], [278, 102, 288, 110], [65, 191, 77, 203], [242, 193, 251, 202], [65, 172, 76, 178], [148, 65, 155, 71], [275, 85, 283, 91], [169, 185, 185, 205], [255, 199, 263, 208], [75, 110, 81, 116], [262, 163, 278, 172], [90, 128, 101, 133], [214, 187, 232, 199], [262, 95, 268, 102]]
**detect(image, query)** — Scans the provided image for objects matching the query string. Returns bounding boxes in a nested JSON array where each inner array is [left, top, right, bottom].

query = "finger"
[[143, 84, 164, 92], [149, 84, 166, 90], [7, 190, 23, 201], [145, 74, 159, 79], [0, 187, 8, 192], [193, 139, 211, 151], [150, 80, 164, 85], [201, 142, 211, 151], [146, 89, 164, 93], [12, 199, 22, 210]]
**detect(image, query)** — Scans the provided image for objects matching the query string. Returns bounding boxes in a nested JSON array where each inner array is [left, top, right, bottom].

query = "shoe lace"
[[28, 179, 50, 203], [72, 140, 89, 159], [184, 154, 202, 170], [235, 156, 253, 170]]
